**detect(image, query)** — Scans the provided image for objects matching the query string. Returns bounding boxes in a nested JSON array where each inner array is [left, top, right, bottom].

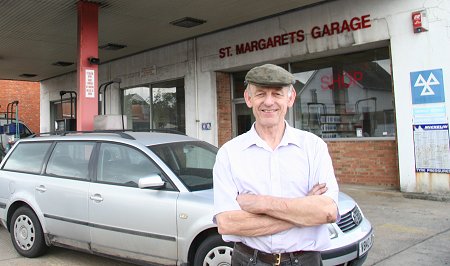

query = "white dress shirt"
[[213, 122, 339, 253]]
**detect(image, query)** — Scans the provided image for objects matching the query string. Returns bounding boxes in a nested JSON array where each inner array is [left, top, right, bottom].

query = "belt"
[[234, 242, 304, 265]]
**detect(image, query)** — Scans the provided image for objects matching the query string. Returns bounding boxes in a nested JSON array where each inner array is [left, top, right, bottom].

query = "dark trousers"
[[231, 244, 323, 266]]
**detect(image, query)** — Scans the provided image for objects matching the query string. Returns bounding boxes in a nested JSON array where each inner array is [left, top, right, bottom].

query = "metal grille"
[[337, 205, 362, 233]]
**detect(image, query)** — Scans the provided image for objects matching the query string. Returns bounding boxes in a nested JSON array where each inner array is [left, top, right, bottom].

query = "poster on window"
[[413, 124, 450, 173], [85, 69, 95, 98]]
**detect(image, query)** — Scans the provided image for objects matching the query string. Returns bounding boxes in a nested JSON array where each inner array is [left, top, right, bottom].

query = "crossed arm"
[[216, 183, 338, 236]]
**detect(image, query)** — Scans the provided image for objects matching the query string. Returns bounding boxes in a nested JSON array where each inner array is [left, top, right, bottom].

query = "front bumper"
[[321, 229, 374, 266]]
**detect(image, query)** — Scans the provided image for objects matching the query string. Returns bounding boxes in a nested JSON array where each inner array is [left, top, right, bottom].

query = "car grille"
[[337, 205, 362, 233]]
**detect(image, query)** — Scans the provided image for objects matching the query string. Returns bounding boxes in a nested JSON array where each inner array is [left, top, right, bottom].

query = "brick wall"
[[0, 80, 40, 134], [327, 140, 400, 187], [216, 72, 232, 147]]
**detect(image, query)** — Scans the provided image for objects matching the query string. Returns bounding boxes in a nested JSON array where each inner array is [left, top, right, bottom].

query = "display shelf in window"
[[318, 113, 362, 138]]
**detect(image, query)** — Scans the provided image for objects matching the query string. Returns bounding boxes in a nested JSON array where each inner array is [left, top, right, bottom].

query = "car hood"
[[337, 192, 357, 215], [190, 189, 356, 216]]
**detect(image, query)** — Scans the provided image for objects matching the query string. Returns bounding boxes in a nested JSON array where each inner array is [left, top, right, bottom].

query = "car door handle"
[[35, 185, 47, 193], [89, 194, 103, 202]]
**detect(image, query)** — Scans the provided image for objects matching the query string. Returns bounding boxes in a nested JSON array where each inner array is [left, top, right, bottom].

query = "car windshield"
[[148, 141, 217, 191]]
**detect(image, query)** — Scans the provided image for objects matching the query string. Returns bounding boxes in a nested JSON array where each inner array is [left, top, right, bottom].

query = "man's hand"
[[308, 183, 328, 196]]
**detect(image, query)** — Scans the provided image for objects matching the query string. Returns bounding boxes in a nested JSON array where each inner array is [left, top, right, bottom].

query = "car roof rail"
[[34, 130, 135, 140], [131, 128, 186, 135], [34, 129, 185, 139], [60, 130, 136, 140]]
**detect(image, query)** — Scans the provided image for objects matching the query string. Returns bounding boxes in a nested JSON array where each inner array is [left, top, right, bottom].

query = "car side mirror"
[[138, 174, 165, 189]]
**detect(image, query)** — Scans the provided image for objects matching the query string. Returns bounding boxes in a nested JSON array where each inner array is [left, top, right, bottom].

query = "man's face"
[[244, 84, 296, 129]]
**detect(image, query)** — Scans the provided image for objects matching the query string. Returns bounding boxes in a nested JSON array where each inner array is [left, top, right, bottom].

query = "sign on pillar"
[[85, 69, 95, 98]]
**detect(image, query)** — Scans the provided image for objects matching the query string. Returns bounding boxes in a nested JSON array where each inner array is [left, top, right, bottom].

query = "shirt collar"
[[241, 121, 303, 150]]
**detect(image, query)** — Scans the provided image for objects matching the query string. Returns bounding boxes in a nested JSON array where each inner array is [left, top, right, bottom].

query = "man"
[[213, 64, 339, 266]]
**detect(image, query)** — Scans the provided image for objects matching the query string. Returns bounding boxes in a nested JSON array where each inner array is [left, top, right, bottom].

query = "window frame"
[[121, 78, 186, 133]]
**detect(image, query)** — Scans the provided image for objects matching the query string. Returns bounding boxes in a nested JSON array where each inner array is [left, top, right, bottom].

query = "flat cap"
[[245, 64, 295, 87]]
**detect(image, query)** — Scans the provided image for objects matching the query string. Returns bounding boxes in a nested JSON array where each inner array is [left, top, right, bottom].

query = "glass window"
[[97, 143, 167, 188], [122, 79, 185, 134], [3, 142, 52, 173], [149, 141, 217, 191], [292, 47, 394, 138], [151, 79, 185, 133], [19, 123, 34, 138], [46, 141, 94, 179], [232, 71, 254, 136], [50, 98, 77, 132], [53, 99, 76, 120], [123, 86, 151, 131], [232, 71, 247, 99], [235, 102, 254, 136]]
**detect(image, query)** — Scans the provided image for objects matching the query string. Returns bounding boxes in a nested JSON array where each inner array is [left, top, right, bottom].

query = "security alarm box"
[[412, 10, 428, 33]]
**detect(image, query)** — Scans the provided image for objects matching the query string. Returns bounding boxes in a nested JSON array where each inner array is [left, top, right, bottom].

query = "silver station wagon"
[[0, 131, 373, 265]]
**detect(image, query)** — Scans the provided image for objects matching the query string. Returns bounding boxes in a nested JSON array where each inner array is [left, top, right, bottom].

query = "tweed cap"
[[245, 64, 295, 87]]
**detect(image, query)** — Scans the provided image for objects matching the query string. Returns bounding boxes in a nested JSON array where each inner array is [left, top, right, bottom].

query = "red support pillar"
[[76, 1, 99, 131]]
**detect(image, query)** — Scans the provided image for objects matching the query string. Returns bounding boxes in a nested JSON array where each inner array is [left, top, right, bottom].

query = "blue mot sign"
[[410, 69, 445, 104]]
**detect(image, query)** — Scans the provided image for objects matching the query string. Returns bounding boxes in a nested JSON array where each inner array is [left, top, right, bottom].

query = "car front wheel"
[[194, 234, 233, 266], [10, 206, 48, 257]]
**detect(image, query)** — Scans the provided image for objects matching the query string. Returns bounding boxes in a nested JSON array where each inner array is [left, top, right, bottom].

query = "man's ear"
[[287, 86, 296, 107], [244, 89, 253, 108]]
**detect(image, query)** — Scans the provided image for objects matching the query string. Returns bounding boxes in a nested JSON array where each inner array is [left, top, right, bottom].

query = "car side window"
[[2, 142, 52, 173], [20, 123, 34, 138], [45, 141, 95, 180], [97, 143, 165, 188], [150, 141, 215, 191]]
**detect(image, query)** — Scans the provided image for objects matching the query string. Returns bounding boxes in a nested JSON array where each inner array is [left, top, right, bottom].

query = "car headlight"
[[327, 224, 338, 239]]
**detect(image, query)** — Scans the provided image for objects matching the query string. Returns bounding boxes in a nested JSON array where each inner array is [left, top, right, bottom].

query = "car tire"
[[193, 234, 233, 266], [10, 206, 48, 258]]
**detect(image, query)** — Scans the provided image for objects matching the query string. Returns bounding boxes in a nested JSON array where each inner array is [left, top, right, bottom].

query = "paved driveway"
[[1, 184, 449, 265], [341, 185, 450, 266]]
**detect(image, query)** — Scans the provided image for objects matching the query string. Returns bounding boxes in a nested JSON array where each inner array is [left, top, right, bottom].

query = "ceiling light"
[[99, 43, 127, 50], [19, 73, 37, 78], [170, 17, 206, 28], [52, 61, 74, 67]]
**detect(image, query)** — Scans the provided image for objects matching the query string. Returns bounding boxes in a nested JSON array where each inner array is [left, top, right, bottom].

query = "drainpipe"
[[194, 38, 200, 138]]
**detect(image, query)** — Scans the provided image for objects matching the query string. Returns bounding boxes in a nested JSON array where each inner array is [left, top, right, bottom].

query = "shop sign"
[[320, 71, 363, 90], [141, 65, 156, 77], [219, 14, 371, 58]]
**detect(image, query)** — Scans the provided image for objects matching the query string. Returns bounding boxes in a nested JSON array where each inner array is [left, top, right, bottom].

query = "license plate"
[[359, 233, 374, 257]]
